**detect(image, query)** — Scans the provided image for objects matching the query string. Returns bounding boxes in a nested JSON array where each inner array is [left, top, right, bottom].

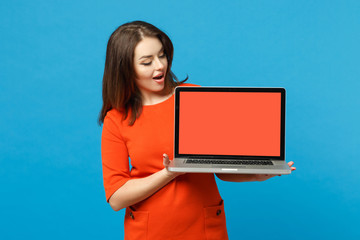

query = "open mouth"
[[153, 73, 164, 80]]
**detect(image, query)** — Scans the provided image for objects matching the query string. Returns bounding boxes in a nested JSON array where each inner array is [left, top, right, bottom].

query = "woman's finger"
[[163, 153, 170, 167]]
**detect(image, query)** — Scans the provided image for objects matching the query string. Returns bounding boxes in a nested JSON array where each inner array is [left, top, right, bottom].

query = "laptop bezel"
[[174, 87, 286, 161]]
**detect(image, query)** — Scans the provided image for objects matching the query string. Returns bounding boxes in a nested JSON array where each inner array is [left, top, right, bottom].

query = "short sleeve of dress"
[[101, 112, 131, 202]]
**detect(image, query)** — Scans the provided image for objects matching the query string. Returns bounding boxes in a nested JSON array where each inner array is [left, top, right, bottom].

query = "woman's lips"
[[153, 73, 164, 79], [153, 73, 164, 83], [153, 75, 164, 83]]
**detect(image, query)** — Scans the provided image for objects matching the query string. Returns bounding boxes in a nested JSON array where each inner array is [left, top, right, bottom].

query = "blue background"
[[1, 0, 359, 239]]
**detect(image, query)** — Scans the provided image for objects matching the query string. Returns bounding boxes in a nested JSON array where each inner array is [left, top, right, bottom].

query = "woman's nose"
[[154, 57, 164, 70]]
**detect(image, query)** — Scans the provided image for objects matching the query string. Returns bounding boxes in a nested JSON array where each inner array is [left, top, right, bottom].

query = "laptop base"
[[167, 159, 291, 175]]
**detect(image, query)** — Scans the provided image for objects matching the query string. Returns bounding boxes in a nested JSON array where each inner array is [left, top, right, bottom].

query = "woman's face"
[[133, 37, 168, 102]]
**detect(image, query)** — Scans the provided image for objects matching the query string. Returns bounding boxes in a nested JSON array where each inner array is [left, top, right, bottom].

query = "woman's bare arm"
[[108, 154, 183, 211]]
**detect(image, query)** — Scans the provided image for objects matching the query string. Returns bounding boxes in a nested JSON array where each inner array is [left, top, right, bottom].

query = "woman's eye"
[[141, 62, 152, 66], [159, 53, 166, 58]]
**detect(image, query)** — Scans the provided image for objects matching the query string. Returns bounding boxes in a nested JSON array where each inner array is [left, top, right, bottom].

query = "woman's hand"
[[254, 161, 296, 181], [287, 161, 296, 171], [163, 153, 185, 178]]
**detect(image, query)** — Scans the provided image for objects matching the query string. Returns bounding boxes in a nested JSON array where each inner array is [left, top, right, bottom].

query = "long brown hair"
[[98, 21, 186, 126]]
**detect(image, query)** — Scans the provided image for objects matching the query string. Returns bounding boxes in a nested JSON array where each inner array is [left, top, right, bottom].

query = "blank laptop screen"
[[178, 91, 282, 157]]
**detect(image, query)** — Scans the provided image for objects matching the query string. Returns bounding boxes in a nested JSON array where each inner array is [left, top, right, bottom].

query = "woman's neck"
[[141, 88, 174, 106]]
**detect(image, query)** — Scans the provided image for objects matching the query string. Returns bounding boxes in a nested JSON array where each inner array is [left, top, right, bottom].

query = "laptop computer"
[[167, 86, 291, 175]]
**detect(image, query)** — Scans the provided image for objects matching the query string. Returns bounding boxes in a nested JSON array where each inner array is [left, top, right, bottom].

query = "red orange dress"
[[101, 83, 228, 240]]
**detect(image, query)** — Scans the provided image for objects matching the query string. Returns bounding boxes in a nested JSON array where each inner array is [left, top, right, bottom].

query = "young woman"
[[99, 21, 295, 240]]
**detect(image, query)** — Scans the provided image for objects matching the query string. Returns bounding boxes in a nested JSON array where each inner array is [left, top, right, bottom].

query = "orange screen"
[[178, 92, 281, 156]]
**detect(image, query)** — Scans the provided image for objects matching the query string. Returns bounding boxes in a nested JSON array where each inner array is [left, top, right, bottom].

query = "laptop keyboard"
[[186, 159, 274, 165]]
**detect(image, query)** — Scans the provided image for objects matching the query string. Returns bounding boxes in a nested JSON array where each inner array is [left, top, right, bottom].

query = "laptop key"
[[186, 159, 273, 165]]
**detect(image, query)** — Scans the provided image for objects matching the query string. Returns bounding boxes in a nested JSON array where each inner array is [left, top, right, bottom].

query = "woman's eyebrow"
[[139, 55, 152, 60], [138, 47, 164, 60]]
